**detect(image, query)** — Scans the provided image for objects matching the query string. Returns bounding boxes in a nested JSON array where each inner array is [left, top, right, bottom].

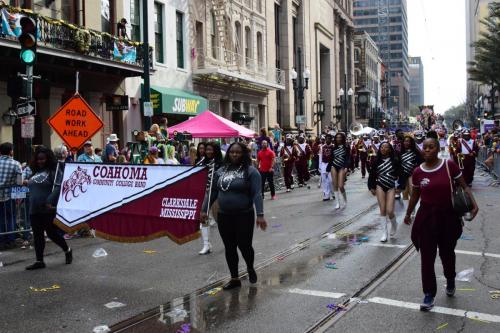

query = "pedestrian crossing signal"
[[19, 16, 37, 65]]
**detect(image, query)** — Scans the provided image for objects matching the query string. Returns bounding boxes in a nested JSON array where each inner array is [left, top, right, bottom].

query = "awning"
[[149, 86, 207, 116]]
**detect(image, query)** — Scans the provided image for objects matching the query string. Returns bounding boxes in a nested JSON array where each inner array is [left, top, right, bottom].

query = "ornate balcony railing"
[[193, 47, 285, 88], [0, 4, 152, 69]]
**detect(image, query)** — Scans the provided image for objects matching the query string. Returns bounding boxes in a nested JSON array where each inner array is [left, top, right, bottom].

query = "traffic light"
[[18, 16, 37, 65]]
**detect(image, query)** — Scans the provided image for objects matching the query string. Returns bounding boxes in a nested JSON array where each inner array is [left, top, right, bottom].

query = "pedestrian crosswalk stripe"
[[367, 297, 500, 323], [288, 288, 345, 299], [366, 243, 500, 259]]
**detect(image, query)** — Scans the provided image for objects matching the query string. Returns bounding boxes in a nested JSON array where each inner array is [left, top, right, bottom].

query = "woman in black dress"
[[368, 142, 400, 242], [198, 141, 223, 255], [398, 135, 423, 200], [330, 133, 351, 210]]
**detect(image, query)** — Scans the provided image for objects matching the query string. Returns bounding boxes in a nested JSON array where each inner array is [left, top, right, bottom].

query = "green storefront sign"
[[148, 86, 207, 116]]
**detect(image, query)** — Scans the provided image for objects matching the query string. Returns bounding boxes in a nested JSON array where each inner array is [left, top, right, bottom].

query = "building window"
[[154, 3, 164, 63], [257, 0, 262, 13], [211, 10, 217, 58], [176, 11, 185, 68], [235, 21, 242, 55], [101, 0, 115, 34], [245, 26, 252, 65], [257, 32, 263, 67], [131, 0, 141, 41]]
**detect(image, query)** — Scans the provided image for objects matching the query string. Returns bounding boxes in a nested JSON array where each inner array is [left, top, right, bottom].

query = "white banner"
[[56, 163, 206, 227]]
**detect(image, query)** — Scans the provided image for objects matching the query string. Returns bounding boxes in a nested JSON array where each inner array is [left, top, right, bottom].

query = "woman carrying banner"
[[195, 142, 206, 165], [201, 142, 267, 289], [26, 146, 72, 270], [404, 134, 478, 311], [198, 142, 223, 254]]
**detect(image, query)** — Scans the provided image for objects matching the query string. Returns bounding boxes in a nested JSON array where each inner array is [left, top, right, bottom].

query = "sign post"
[[47, 94, 104, 150]]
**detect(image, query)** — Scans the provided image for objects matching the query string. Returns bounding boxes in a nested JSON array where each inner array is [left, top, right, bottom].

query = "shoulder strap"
[[444, 159, 455, 206]]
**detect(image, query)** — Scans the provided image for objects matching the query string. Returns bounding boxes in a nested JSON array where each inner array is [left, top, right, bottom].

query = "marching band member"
[[295, 134, 312, 187], [457, 129, 479, 186], [438, 129, 448, 158], [357, 134, 370, 178], [280, 134, 297, 192], [350, 135, 359, 171], [398, 136, 423, 200], [368, 142, 401, 242], [367, 133, 380, 172], [319, 134, 334, 201], [415, 131, 425, 152], [347, 134, 356, 173], [448, 132, 460, 164], [392, 129, 405, 155], [330, 132, 351, 209]]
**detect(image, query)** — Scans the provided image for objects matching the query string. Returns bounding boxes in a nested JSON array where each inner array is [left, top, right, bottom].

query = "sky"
[[407, 0, 467, 114]]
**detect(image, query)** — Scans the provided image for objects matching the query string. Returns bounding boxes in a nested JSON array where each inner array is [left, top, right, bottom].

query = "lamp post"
[[313, 92, 325, 135], [338, 75, 353, 131], [2, 108, 17, 126], [290, 47, 310, 131]]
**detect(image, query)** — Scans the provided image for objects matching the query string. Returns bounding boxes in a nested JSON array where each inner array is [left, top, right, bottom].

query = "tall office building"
[[409, 56, 424, 106], [353, 0, 409, 118]]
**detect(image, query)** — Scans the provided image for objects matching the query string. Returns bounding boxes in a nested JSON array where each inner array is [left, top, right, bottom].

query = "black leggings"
[[217, 210, 255, 278], [31, 213, 69, 262], [260, 171, 275, 197]]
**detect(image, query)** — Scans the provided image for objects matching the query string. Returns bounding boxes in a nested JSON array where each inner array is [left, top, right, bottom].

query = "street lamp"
[[291, 47, 309, 131], [2, 108, 17, 126], [313, 92, 325, 135], [338, 74, 353, 131]]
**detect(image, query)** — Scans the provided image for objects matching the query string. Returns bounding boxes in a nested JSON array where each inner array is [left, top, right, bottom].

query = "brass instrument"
[[367, 145, 377, 162], [457, 153, 465, 170], [350, 123, 364, 137], [452, 119, 464, 132]]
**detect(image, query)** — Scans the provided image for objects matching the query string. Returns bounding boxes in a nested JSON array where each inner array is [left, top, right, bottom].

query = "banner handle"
[[205, 164, 215, 219]]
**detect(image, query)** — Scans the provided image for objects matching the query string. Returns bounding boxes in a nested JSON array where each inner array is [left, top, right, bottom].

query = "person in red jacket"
[[257, 140, 276, 199]]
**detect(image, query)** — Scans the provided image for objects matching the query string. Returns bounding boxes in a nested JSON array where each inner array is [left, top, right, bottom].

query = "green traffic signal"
[[20, 49, 35, 64], [19, 16, 37, 65]]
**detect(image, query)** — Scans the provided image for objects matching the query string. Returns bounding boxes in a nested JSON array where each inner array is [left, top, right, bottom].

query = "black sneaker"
[[26, 261, 46, 270], [446, 279, 455, 297], [248, 269, 257, 284], [223, 279, 242, 290], [65, 248, 73, 264], [420, 294, 435, 311]]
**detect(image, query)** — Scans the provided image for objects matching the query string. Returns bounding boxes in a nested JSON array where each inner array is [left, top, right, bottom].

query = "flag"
[[1, 8, 21, 37], [113, 41, 137, 63], [54, 163, 208, 244]]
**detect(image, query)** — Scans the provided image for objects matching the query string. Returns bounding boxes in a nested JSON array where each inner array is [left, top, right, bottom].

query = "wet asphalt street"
[[1, 169, 499, 333]]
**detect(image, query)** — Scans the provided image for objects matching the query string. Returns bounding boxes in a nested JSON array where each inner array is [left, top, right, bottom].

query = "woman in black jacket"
[[25, 146, 72, 270], [368, 142, 400, 242], [201, 142, 267, 290], [398, 135, 423, 200]]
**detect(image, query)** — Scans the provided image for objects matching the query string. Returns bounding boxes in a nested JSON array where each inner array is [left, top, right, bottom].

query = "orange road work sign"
[[47, 94, 104, 150]]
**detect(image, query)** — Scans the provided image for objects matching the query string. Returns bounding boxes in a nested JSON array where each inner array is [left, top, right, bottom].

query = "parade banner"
[[54, 163, 207, 244]]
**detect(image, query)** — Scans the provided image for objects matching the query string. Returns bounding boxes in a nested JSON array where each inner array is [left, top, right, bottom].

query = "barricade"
[[0, 186, 31, 244], [477, 146, 499, 179]]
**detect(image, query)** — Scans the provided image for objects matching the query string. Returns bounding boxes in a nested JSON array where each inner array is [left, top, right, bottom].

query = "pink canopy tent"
[[168, 111, 256, 138]]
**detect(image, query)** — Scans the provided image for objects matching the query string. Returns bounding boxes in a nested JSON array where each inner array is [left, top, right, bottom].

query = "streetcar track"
[[304, 243, 416, 333], [109, 202, 378, 332]]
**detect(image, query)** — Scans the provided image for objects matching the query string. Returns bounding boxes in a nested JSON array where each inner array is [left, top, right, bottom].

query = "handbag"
[[445, 159, 473, 216]]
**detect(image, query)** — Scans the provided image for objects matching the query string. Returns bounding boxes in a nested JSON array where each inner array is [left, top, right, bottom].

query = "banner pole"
[[205, 164, 215, 219]]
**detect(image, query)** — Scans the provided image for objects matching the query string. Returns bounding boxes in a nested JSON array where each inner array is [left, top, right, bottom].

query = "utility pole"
[[143, 0, 151, 130]]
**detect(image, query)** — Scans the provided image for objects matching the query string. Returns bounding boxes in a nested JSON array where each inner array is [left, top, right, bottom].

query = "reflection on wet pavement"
[[110, 223, 380, 332]]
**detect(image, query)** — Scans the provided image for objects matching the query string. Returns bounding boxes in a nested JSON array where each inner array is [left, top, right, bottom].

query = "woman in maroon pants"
[[404, 133, 478, 311]]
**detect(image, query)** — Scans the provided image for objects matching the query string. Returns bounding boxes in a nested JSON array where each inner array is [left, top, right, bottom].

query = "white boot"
[[340, 191, 347, 209], [208, 216, 216, 227], [334, 191, 340, 209], [199, 226, 212, 255], [389, 216, 398, 237], [380, 217, 388, 243]]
